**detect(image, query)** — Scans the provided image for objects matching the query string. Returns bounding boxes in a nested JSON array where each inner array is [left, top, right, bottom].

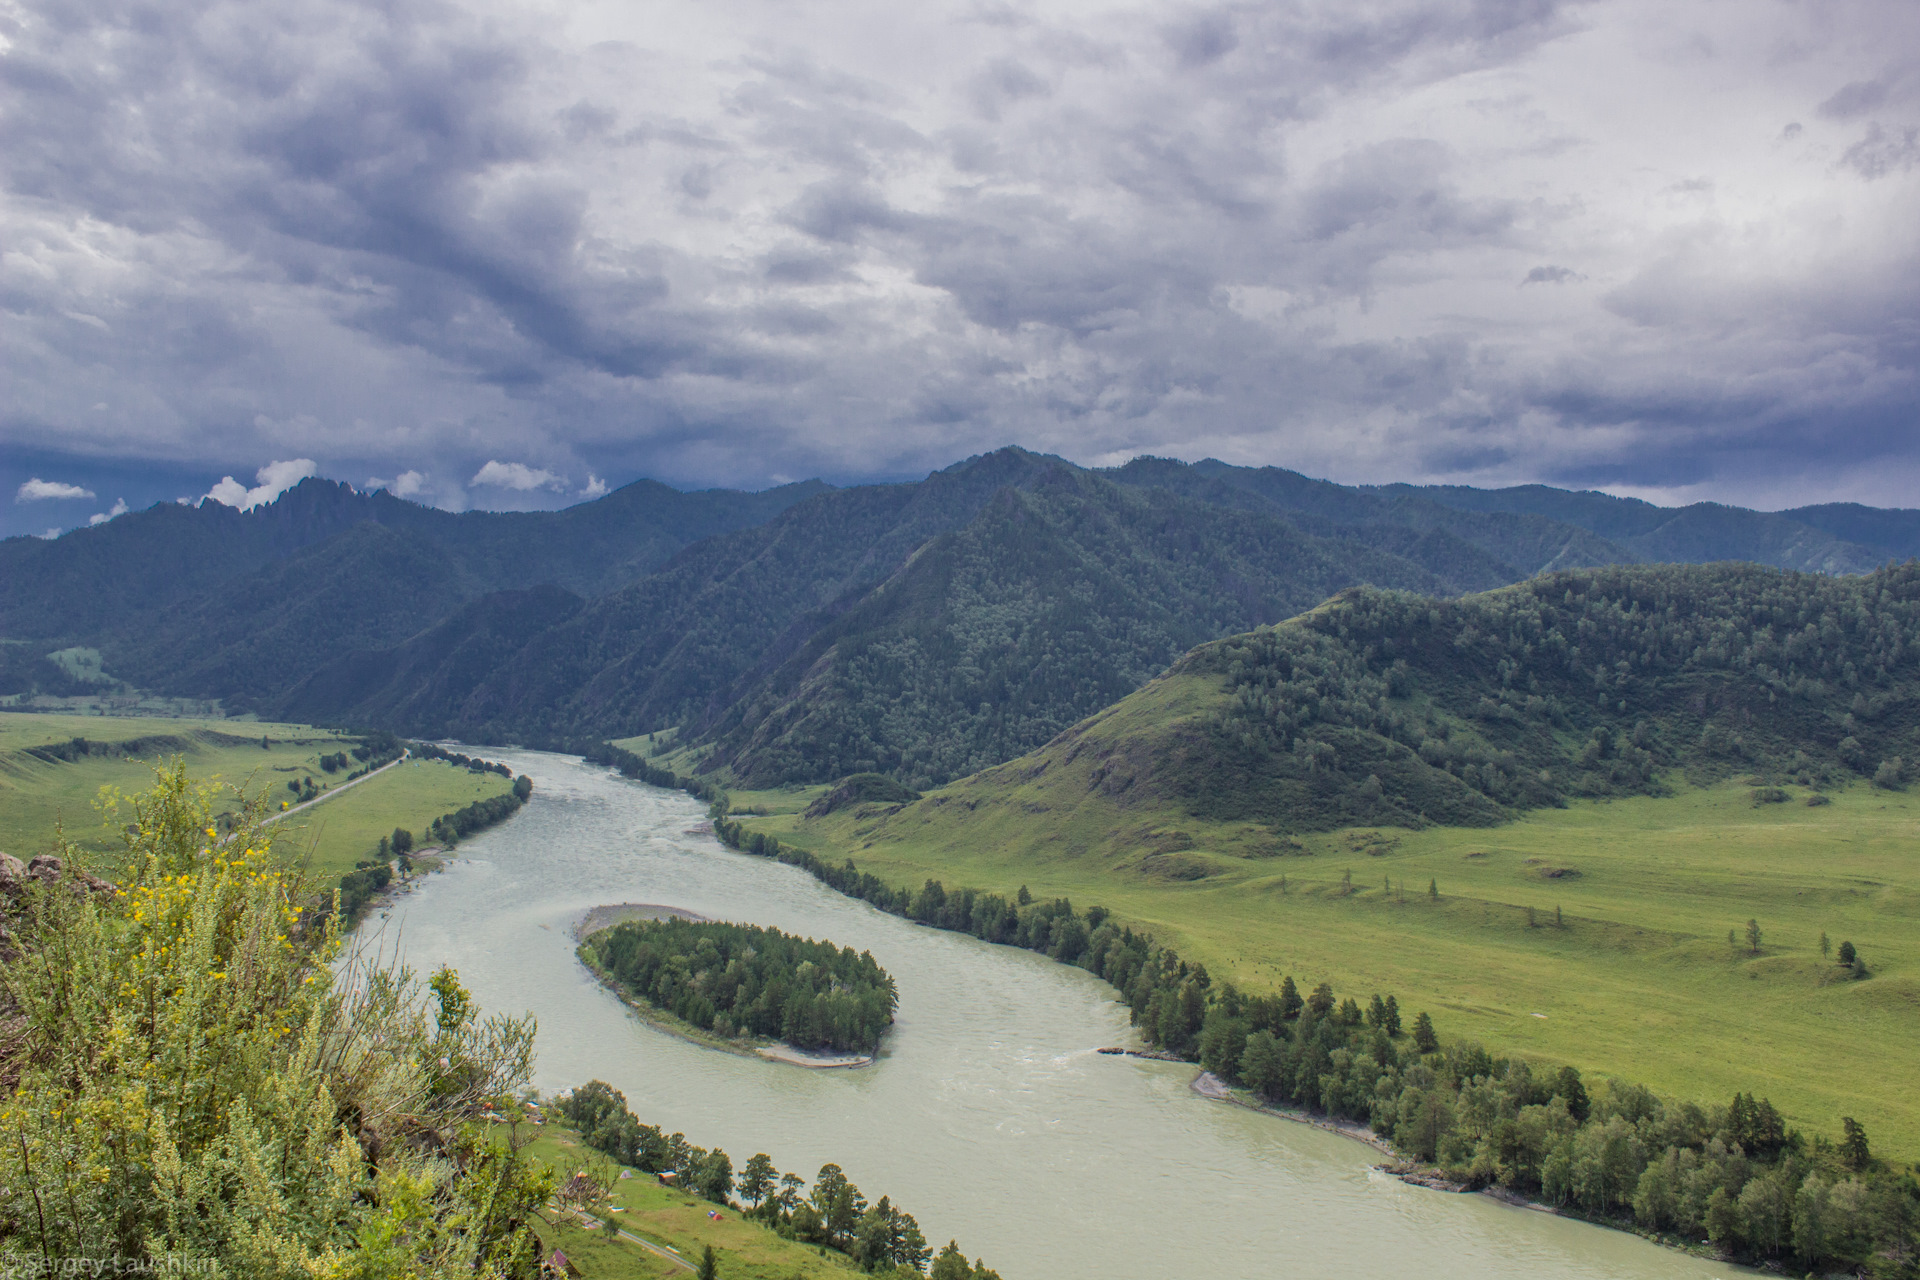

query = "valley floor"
[[0, 710, 513, 882], [737, 778, 1920, 1161]]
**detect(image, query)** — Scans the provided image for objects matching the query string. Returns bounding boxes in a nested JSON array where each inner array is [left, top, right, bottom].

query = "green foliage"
[[0, 763, 548, 1275], [804, 773, 923, 817], [1174, 561, 1920, 831], [554, 1081, 974, 1274], [584, 919, 897, 1054], [427, 788, 529, 848]]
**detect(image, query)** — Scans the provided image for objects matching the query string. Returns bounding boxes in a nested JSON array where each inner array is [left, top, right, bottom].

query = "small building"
[[541, 1248, 578, 1277]]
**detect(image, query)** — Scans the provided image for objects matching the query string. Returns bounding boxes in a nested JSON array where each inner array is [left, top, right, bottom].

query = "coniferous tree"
[[1278, 975, 1302, 1020], [1842, 1118, 1871, 1171], [1412, 1011, 1438, 1053]]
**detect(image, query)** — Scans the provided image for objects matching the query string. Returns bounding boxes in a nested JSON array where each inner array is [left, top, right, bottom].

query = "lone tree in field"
[[1838, 940, 1857, 966], [1746, 918, 1762, 954], [1412, 1011, 1438, 1053], [1820, 931, 1831, 959], [1428, 878, 1439, 900]]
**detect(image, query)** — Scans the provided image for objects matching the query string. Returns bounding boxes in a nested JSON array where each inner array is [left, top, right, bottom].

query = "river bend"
[[375, 750, 1736, 1280]]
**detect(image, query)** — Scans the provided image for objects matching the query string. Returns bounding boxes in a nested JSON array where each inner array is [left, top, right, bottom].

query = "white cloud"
[[16, 478, 95, 502], [580, 474, 608, 499], [87, 498, 129, 525], [392, 470, 428, 499], [40, 527, 61, 540], [204, 459, 318, 510], [472, 460, 567, 492]]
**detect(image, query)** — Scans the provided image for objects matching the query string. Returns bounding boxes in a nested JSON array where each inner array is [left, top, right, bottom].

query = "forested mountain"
[[702, 469, 1480, 787], [7, 449, 1917, 793], [0, 475, 827, 643], [0, 475, 824, 701], [279, 455, 1598, 777], [899, 560, 1920, 838]]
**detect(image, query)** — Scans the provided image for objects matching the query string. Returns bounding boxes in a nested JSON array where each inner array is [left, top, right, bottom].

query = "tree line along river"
[[375, 750, 1738, 1280]]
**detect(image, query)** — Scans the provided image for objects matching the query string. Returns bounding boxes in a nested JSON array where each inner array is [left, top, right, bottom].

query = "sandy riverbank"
[[754, 1043, 873, 1069], [572, 902, 711, 940], [1188, 1070, 1401, 1159]]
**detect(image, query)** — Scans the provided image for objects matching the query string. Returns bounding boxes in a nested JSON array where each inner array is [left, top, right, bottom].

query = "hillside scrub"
[[1177, 560, 1920, 831], [582, 918, 897, 1054], [0, 763, 551, 1275], [555, 1081, 1001, 1277]]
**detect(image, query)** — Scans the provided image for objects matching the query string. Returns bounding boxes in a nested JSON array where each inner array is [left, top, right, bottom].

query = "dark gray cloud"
[[3, 0, 1919, 537]]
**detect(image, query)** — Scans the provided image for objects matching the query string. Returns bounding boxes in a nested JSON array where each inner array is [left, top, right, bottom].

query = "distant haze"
[[3, 0, 1917, 536]]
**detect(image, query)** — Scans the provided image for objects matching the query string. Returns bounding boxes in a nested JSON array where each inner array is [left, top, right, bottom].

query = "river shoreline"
[[1183, 1070, 1736, 1264]]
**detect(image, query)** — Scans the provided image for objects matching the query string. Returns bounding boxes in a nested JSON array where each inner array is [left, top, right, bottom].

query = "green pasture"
[[740, 776, 1920, 1161], [0, 711, 350, 863], [274, 756, 514, 882], [0, 710, 512, 885]]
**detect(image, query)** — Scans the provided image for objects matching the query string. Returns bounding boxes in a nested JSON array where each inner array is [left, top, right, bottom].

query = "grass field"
[[275, 756, 514, 882], [735, 752, 1920, 1160], [0, 710, 512, 884], [519, 1121, 865, 1279]]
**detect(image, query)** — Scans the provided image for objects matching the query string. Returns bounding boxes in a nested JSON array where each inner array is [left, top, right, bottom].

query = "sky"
[[3, 0, 1917, 537]]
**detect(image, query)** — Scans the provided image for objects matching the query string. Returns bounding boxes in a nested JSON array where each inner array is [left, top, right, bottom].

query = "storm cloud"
[[3, 0, 1917, 533]]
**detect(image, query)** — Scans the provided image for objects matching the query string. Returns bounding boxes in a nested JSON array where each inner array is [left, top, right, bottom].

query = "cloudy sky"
[[3, 0, 1916, 535]]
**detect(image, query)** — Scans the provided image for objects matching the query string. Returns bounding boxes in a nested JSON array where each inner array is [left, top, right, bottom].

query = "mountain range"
[[5, 448, 1918, 790]]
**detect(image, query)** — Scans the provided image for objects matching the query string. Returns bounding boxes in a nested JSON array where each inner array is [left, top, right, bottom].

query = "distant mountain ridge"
[[3, 449, 1913, 790]]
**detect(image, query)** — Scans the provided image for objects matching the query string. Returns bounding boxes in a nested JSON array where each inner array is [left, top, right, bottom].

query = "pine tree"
[[1842, 1117, 1871, 1171], [696, 1244, 718, 1280], [1820, 930, 1831, 959], [1278, 975, 1302, 1020], [1428, 878, 1438, 900], [1412, 1011, 1438, 1053], [1746, 918, 1762, 954]]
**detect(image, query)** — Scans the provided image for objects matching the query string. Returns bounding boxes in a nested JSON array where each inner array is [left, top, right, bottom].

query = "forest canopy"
[[583, 918, 897, 1054], [1173, 561, 1920, 831]]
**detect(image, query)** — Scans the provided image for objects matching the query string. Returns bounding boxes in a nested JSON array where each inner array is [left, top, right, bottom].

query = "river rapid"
[[374, 750, 1739, 1280]]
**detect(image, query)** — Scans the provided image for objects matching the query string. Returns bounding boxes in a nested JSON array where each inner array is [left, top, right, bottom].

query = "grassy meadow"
[[520, 1121, 865, 1280], [735, 754, 1920, 1160], [0, 710, 511, 883]]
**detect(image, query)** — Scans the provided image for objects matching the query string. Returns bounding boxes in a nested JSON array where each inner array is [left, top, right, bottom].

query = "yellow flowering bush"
[[0, 762, 551, 1277]]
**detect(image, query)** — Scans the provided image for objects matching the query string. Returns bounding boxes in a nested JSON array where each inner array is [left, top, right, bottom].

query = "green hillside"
[[738, 562, 1920, 1157]]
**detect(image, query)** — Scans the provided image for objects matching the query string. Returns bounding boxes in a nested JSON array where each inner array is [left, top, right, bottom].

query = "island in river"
[[577, 910, 894, 1068]]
